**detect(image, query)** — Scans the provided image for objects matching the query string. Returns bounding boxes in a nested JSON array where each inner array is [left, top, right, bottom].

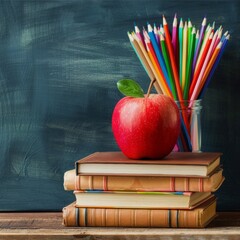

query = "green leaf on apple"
[[117, 79, 144, 98]]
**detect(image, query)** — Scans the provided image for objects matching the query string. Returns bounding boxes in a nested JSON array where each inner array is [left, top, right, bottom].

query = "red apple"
[[112, 94, 180, 159]]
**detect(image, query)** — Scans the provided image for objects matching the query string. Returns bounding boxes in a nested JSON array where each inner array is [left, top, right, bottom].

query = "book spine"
[[62, 203, 209, 228], [64, 169, 223, 192]]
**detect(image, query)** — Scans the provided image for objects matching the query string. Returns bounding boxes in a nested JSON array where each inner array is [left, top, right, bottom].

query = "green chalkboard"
[[0, 0, 239, 211]]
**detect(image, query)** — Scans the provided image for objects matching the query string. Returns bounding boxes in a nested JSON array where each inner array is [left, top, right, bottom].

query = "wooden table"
[[0, 212, 240, 240]]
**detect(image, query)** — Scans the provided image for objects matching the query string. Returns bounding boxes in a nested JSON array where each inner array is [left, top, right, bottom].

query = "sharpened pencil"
[[147, 23, 171, 89], [128, 32, 162, 94], [160, 33, 177, 99], [190, 31, 218, 102], [189, 32, 213, 98], [199, 35, 229, 98], [184, 26, 196, 100], [144, 32, 173, 97], [192, 17, 207, 73], [182, 21, 188, 92], [179, 18, 184, 87]]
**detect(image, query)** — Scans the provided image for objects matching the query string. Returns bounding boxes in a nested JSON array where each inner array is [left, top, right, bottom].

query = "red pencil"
[[162, 15, 183, 100], [163, 15, 189, 133]]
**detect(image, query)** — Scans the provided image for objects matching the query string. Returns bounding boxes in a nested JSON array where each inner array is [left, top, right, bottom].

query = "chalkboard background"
[[0, 0, 239, 211]]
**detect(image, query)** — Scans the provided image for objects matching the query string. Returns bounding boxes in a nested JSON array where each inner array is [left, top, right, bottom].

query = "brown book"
[[64, 168, 224, 192], [75, 151, 221, 177], [74, 191, 213, 209], [62, 197, 217, 228]]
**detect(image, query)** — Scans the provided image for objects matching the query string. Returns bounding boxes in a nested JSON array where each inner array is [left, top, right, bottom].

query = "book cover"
[[64, 168, 224, 192], [74, 190, 213, 209], [75, 151, 221, 177], [62, 196, 217, 228]]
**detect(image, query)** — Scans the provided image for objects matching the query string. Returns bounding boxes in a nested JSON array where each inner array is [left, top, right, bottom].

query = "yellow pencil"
[[181, 21, 188, 91]]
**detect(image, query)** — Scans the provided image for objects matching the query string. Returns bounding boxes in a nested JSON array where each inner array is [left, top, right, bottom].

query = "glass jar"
[[175, 99, 202, 152]]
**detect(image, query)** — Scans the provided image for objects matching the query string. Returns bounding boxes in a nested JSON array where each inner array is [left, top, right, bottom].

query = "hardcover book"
[[75, 151, 221, 177], [74, 190, 212, 209], [63, 196, 217, 228], [64, 168, 224, 192]]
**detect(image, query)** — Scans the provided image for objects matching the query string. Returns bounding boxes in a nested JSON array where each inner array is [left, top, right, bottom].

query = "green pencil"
[[159, 33, 177, 100], [187, 19, 192, 56], [184, 27, 196, 99]]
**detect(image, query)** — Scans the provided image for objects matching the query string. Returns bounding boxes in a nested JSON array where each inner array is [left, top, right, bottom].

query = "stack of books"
[[62, 151, 224, 228]]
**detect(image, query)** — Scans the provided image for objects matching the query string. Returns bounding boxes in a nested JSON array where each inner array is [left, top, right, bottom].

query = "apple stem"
[[146, 78, 156, 98]]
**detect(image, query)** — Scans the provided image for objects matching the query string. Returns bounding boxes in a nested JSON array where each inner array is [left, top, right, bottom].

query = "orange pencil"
[[189, 32, 213, 97]]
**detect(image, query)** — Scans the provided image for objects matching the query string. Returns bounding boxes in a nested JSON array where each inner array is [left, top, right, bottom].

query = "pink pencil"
[[212, 27, 222, 52], [172, 13, 178, 59], [189, 32, 213, 97], [134, 24, 146, 49], [190, 31, 217, 102]]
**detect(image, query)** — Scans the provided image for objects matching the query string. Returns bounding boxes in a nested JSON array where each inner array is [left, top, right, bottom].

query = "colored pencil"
[[194, 29, 200, 54], [128, 32, 162, 94], [147, 23, 171, 89], [163, 15, 189, 133], [192, 17, 207, 73], [144, 32, 173, 97], [172, 14, 178, 60], [132, 32, 163, 94], [127, 15, 229, 152], [195, 26, 212, 72], [184, 27, 196, 99], [178, 18, 183, 87], [163, 16, 183, 101], [212, 27, 222, 50], [189, 32, 213, 98], [189, 31, 218, 102], [160, 33, 177, 99], [134, 24, 145, 48], [187, 19, 192, 56], [181, 21, 188, 92], [196, 42, 223, 99], [153, 23, 160, 45], [198, 35, 229, 98], [159, 24, 164, 35]]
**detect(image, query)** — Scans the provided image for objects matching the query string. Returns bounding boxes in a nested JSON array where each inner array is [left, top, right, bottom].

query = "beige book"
[[62, 196, 217, 228], [64, 168, 224, 192]]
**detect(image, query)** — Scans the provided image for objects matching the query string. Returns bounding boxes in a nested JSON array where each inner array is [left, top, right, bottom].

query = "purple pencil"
[[192, 17, 207, 73]]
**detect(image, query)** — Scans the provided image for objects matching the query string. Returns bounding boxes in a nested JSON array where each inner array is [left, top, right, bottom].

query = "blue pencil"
[[147, 23, 171, 89]]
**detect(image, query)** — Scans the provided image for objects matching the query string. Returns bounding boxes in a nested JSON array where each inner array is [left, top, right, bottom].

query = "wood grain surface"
[[0, 212, 240, 240]]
